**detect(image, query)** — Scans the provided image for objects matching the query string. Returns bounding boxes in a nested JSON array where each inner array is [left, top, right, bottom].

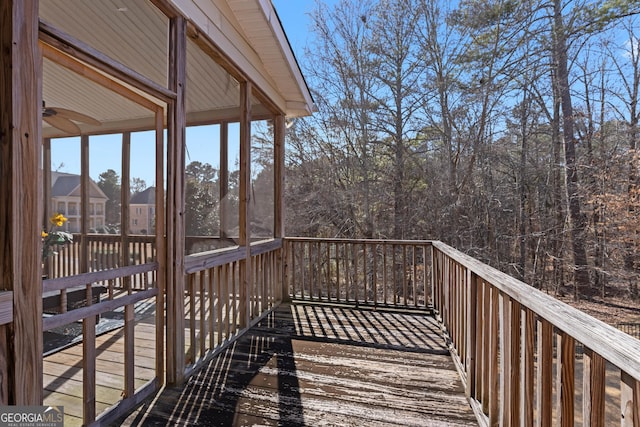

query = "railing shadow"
[[122, 301, 447, 426], [125, 304, 304, 426], [291, 302, 448, 355]]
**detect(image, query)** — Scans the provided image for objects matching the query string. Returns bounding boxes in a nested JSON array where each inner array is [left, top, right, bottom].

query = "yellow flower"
[[42, 213, 72, 262], [50, 213, 68, 227]]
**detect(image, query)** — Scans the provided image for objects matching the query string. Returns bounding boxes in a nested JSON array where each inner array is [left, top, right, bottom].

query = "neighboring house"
[[129, 186, 155, 234], [50, 171, 108, 232]]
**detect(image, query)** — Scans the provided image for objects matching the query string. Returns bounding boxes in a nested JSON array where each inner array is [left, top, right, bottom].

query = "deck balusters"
[[285, 238, 432, 309], [431, 241, 640, 426]]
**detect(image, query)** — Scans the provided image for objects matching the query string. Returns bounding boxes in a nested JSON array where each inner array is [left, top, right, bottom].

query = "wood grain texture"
[[119, 302, 478, 426], [39, 20, 175, 103], [556, 332, 575, 427], [0, 292, 13, 326], [166, 14, 187, 385], [239, 81, 252, 329], [583, 348, 605, 427], [432, 241, 640, 382], [154, 108, 166, 387], [44, 320, 158, 427], [0, 0, 42, 405], [621, 370, 640, 427]]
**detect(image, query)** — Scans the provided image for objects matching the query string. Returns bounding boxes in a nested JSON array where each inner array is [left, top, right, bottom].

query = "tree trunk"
[[552, 0, 590, 298]]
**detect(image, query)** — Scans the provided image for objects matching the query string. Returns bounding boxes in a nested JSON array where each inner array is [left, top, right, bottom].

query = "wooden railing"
[[182, 239, 283, 371], [432, 241, 640, 426], [285, 238, 431, 309], [46, 234, 156, 291], [42, 263, 162, 426]]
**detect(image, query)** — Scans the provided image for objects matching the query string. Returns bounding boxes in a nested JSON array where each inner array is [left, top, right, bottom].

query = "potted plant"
[[42, 213, 73, 277]]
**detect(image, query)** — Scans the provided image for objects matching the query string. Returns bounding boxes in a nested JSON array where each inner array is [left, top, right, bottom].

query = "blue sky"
[[272, 0, 319, 58]]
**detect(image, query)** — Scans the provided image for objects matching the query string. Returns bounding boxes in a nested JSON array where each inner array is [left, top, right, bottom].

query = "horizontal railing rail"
[[432, 240, 640, 426], [285, 238, 432, 310]]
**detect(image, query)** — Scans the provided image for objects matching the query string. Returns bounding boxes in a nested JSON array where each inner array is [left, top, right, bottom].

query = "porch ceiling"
[[39, 0, 313, 138]]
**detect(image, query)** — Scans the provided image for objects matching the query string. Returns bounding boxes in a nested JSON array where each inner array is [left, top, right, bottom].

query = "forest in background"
[[282, 0, 640, 302]]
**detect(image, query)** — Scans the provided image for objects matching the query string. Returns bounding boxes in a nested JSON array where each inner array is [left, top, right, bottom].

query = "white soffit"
[[175, 0, 315, 117], [39, 0, 313, 138]]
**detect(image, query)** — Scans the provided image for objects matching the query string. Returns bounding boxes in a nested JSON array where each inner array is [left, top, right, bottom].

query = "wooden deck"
[[43, 306, 158, 426], [117, 302, 478, 426]]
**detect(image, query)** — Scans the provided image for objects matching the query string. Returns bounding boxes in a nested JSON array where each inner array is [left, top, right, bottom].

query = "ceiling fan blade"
[[43, 115, 81, 134], [51, 107, 101, 126]]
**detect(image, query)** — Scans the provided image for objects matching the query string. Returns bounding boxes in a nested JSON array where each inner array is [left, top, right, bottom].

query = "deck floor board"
[[119, 302, 477, 426]]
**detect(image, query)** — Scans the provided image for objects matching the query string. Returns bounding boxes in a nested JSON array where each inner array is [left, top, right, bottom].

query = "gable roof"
[[130, 187, 156, 205], [50, 172, 108, 199]]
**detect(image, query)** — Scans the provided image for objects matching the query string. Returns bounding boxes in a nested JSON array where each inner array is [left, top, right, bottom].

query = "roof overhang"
[[39, 0, 315, 138]]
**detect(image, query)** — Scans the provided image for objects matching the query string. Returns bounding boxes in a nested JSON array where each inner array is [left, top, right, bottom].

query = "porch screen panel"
[[250, 118, 275, 240], [184, 37, 241, 255], [184, 125, 222, 254]]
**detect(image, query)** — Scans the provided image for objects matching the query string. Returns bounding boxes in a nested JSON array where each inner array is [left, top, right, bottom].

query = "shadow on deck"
[[118, 302, 478, 426]]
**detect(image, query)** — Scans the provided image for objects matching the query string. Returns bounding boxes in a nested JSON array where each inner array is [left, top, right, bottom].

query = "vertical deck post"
[[583, 348, 605, 426], [0, 0, 42, 404], [219, 122, 229, 240], [154, 108, 166, 385], [273, 115, 288, 302], [466, 272, 478, 399], [556, 331, 575, 427], [239, 81, 252, 328], [166, 14, 187, 385], [80, 135, 97, 423]]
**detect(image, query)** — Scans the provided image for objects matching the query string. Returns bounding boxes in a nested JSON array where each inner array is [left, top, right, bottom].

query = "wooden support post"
[[274, 115, 289, 303], [219, 122, 229, 240], [522, 309, 535, 427], [124, 303, 135, 397], [466, 271, 477, 399], [80, 134, 97, 423], [555, 331, 575, 427], [583, 348, 605, 427], [499, 294, 513, 425], [488, 286, 500, 425], [0, 0, 42, 405], [239, 81, 252, 328], [509, 300, 521, 426], [166, 15, 187, 385], [154, 109, 165, 385], [536, 319, 553, 427], [121, 132, 131, 269], [81, 135, 90, 271], [43, 138, 52, 278]]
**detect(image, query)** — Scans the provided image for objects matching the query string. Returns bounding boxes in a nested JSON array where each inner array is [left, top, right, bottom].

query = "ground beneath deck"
[[119, 302, 478, 426]]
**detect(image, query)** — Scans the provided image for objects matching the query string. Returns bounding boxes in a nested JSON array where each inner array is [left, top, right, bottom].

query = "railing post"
[[583, 348, 605, 426], [166, 14, 187, 385], [556, 331, 575, 427], [488, 286, 500, 425], [523, 308, 535, 427], [466, 271, 478, 399], [281, 239, 290, 303], [621, 371, 640, 426], [536, 319, 553, 427]]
